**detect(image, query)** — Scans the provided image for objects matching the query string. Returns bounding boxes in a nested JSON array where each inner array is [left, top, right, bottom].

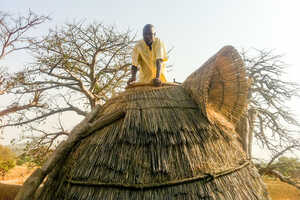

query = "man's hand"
[[127, 65, 138, 86], [127, 77, 136, 86], [152, 78, 162, 87]]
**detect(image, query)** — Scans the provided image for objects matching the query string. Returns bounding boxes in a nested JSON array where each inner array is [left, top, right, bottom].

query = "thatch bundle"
[[18, 46, 270, 200]]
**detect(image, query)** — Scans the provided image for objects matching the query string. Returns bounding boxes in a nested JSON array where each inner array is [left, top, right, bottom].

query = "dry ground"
[[0, 166, 32, 200], [264, 178, 300, 200], [0, 165, 36, 185], [0, 183, 21, 200]]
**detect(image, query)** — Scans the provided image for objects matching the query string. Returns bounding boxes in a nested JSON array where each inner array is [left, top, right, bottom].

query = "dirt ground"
[[0, 183, 21, 200], [264, 178, 300, 200], [0, 165, 36, 185]]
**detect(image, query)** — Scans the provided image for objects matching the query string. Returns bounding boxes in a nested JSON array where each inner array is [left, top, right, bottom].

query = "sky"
[[1, 0, 300, 160]]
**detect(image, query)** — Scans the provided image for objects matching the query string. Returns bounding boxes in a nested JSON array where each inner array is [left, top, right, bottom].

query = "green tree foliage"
[[272, 157, 300, 177], [0, 145, 16, 178], [17, 145, 53, 166], [256, 156, 300, 181]]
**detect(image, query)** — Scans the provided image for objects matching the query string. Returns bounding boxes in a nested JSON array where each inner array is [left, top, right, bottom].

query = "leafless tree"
[[0, 10, 49, 119], [236, 48, 300, 190], [1, 21, 135, 150], [0, 10, 49, 60], [237, 48, 300, 157]]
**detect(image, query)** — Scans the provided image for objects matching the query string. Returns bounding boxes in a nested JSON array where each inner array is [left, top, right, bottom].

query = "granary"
[[16, 46, 270, 200]]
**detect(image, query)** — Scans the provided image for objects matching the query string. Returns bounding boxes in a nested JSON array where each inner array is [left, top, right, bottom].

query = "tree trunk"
[[235, 109, 257, 159]]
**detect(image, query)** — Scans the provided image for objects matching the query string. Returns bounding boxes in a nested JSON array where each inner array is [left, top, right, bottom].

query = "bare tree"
[[236, 48, 300, 190], [0, 10, 49, 119], [236, 48, 300, 158], [0, 10, 49, 60], [1, 21, 135, 149]]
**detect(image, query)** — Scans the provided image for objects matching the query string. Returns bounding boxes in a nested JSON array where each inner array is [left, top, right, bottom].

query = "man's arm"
[[155, 59, 163, 78], [152, 38, 167, 86], [152, 58, 163, 86], [127, 65, 138, 85]]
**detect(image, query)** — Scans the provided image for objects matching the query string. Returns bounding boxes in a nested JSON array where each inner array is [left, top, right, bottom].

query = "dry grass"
[[264, 178, 300, 200], [0, 165, 37, 200], [0, 165, 34, 200], [1, 165, 36, 185], [0, 183, 21, 200]]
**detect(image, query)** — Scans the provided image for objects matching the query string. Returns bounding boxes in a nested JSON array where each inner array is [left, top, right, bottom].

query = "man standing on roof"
[[127, 24, 168, 86]]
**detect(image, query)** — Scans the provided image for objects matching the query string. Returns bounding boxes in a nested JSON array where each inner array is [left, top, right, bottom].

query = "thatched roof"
[[35, 46, 270, 200], [183, 45, 248, 127]]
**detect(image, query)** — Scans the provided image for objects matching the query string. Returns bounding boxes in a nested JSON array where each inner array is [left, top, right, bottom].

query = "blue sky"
[[1, 0, 300, 159]]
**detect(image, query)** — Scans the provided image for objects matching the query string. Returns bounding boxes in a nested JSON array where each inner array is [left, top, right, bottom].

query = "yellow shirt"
[[132, 37, 168, 83]]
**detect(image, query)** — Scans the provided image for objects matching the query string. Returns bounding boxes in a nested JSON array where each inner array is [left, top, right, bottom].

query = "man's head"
[[143, 24, 156, 45]]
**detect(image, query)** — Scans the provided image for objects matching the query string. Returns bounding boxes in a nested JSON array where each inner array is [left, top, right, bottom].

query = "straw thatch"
[[183, 45, 248, 128], [33, 46, 269, 200]]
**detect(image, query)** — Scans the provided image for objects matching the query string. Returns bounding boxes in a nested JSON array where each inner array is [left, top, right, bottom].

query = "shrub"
[[0, 145, 16, 179]]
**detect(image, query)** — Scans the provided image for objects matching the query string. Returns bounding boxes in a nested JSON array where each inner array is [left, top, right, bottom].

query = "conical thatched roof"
[[31, 46, 269, 200]]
